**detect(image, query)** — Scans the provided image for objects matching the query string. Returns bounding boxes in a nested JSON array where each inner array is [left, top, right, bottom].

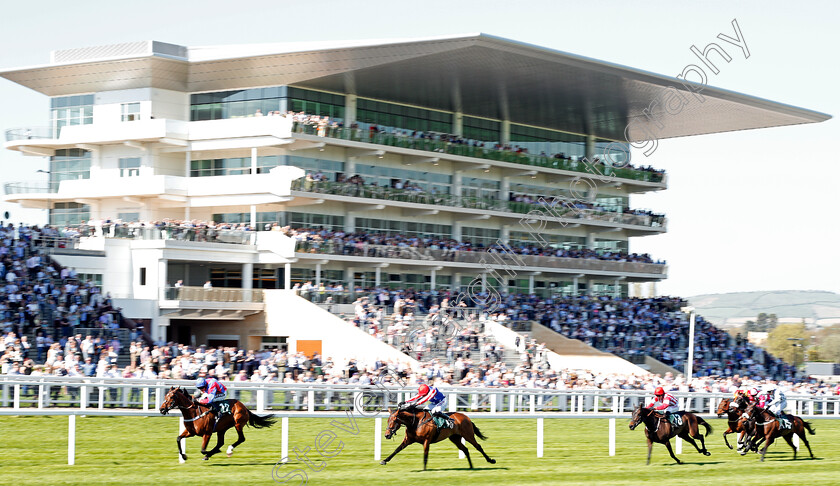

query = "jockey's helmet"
[[654, 386, 664, 396], [747, 387, 758, 397], [196, 377, 207, 389], [418, 384, 430, 395]]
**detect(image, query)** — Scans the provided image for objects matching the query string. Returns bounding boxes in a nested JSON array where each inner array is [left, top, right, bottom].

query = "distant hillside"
[[687, 290, 840, 328]]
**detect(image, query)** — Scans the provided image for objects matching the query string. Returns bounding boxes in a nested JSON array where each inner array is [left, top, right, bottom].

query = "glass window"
[[50, 95, 94, 136], [119, 157, 141, 177], [357, 98, 452, 133], [49, 149, 91, 191], [50, 202, 90, 227], [287, 212, 344, 231], [190, 86, 344, 121], [121, 103, 141, 122]]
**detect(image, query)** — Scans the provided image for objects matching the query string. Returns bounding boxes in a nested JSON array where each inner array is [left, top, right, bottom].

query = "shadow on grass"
[[208, 462, 279, 467], [410, 466, 509, 472], [661, 461, 724, 466]]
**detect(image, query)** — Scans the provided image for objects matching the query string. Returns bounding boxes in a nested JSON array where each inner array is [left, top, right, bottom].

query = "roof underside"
[[0, 35, 830, 142]]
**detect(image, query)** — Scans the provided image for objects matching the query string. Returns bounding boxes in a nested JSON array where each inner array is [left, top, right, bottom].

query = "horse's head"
[[159, 386, 189, 415], [384, 408, 404, 440], [716, 398, 731, 417], [629, 405, 647, 430]]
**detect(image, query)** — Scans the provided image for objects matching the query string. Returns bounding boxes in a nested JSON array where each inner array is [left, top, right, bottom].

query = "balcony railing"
[[67, 224, 256, 245], [5, 126, 55, 141], [160, 286, 265, 303], [292, 122, 664, 183], [4, 181, 58, 194], [292, 179, 666, 228], [296, 242, 667, 275]]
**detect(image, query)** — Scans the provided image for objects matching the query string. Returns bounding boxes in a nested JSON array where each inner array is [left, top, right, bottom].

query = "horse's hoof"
[[181, 455, 188, 461], [203, 456, 210, 461], [227, 453, 233, 458], [379, 460, 387, 466], [703, 451, 711, 456], [489, 459, 496, 464]]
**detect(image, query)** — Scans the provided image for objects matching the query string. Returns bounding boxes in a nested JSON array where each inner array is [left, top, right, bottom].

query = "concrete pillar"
[[453, 170, 463, 198], [586, 233, 595, 250], [159, 258, 168, 291], [375, 267, 381, 287], [501, 120, 511, 145], [347, 267, 355, 293], [250, 205, 257, 230], [345, 94, 357, 125], [452, 222, 462, 241], [430, 268, 436, 291], [454, 272, 463, 291], [251, 147, 258, 174], [453, 112, 463, 137], [153, 315, 169, 344], [242, 263, 254, 289], [501, 176, 510, 202], [284, 263, 291, 290], [315, 263, 322, 286], [344, 214, 356, 233], [613, 278, 620, 299], [529, 275, 535, 294], [481, 273, 487, 292], [185, 150, 191, 178], [586, 278, 594, 296], [346, 156, 356, 176], [500, 224, 510, 244], [572, 276, 579, 297], [586, 134, 596, 161]]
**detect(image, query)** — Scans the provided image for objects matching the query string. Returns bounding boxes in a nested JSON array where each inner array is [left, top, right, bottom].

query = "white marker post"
[[537, 417, 544, 458], [281, 417, 289, 463], [793, 434, 800, 451], [374, 417, 382, 461], [68, 415, 76, 465], [178, 417, 186, 464], [609, 418, 616, 456], [676, 437, 682, 454]]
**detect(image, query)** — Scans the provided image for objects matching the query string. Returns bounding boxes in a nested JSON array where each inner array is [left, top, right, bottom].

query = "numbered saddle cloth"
[[432, 415, 451, 429]]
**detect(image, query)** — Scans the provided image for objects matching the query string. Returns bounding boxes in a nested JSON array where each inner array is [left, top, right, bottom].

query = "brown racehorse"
[[629, 405, 713, 465], [716, 397, 750, 451], [381, 405, 496, 470], [739, 404, 815, 462], [159, 386, 275, 461]]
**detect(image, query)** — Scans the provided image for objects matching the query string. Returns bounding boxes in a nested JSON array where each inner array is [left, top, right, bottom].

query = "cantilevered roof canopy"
[[0, 34, 830, 142]]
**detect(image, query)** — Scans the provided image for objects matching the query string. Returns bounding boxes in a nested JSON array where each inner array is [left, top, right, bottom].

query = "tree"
[[766, 323, 808, 366], [818, 334, 840, 363]]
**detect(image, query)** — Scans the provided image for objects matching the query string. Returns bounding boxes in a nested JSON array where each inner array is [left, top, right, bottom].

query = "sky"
[[0, 0, 837, 297]]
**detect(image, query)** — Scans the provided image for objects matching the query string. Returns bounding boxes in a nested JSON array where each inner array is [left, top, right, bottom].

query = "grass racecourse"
[[2, 415, 838, 485]]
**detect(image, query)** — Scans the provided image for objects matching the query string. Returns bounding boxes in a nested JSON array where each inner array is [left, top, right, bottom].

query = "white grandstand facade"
[[0, 35, 829, 351]]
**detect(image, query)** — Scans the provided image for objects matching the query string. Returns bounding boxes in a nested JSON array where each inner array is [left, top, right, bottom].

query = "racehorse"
[[159, 386, 275, 461], [629, 405, 713, 465], [716, 397, 749, 451], [381, 405, 496, 470], [739, 403, 815, 462]]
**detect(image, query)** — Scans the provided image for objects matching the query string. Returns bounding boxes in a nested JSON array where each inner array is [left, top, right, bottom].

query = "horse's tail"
[[472, 421, 488, 441], [802, 420, 816, 435], [248, 410, 276, 429], [697, 416, 713, 437]]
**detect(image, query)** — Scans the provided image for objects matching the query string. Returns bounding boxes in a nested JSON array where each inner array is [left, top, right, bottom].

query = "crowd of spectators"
[[289, 111, 665, 178], [288, 227, 663, 264]]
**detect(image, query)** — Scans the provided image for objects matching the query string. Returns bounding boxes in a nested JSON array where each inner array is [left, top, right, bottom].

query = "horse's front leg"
[[646, 438, 653, 465], [381, 436, 412, 465], [422, 439, 431, 471], [177, 429, 193, 462], [664, 440, 682, 464], [200, 434, 213, 460]]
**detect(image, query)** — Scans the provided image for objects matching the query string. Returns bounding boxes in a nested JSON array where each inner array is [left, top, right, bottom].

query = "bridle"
[[386, 408, 420, 438]]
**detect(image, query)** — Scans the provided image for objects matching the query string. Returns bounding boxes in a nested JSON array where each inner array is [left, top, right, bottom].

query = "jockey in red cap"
[[401, 383, 453, 428], [646, 386, 681, 427]]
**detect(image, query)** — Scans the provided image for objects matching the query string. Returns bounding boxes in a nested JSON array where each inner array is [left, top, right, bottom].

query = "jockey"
[[760, 385, 790, 427], [196, 377, 228, 418], [646, 386, 681, 427], [401, 383, 453, 428], [744, 387, 759, 405]]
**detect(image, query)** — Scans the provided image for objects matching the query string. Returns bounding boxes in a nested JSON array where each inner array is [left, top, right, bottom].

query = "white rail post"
[[809, 400, 815, 416], [537, 417, 544, 458], [80, 384, 88, 411], [179, 417, 186, 464], [676, 437, 682, 454], [490, 392, 496, 414], [611, 396, 618, 413], [13, 384, 20, 409], [38, 379, 46, 409], [709, 397, 716, 415], [793, 433, 800, 451], [458, 437, 466, 459], [530, 394, 536, 414], [142, 387, 150, 410], [578, 395, 584, 414], [374, 417, 382, 461], [281, 417, 289, 463], [98, 387, 105, 409], [2, 384, 8, 407], [509, 392, 515, 413], [609, 418, 616, 456], [449, 393, 457, 413], [257, 387, 266, 413], [155, 383, 163, 410], [308, 389, 315, 413], [68, 415, 76, 465]]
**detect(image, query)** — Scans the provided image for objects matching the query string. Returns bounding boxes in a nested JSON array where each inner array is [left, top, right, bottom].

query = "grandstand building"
[[0, 35, 829, 352]]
